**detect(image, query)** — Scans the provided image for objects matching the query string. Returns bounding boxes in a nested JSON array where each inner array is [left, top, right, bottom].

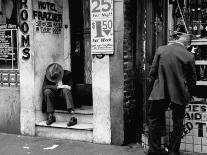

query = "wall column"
[[92, 55, 111, 144], [19, 0, 35, 136]]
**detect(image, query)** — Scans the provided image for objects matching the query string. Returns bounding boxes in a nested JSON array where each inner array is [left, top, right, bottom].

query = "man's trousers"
[[43, 88, 74, 113], [148, 100, 186, 153]]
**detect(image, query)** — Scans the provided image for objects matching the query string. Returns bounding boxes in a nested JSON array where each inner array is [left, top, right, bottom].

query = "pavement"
[[0, 133, 205, 155], [0, 133, 145, 155]]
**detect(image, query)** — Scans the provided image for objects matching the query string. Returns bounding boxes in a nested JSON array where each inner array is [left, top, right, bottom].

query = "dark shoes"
[[46, 114, 56, 125], [147, 150, 169, 155], [147, 150, 180, 155], [168, 152, 180, 155], [147, 152, 168, 155], [67, 117, 77, 126], [46, 112, 77, 126]]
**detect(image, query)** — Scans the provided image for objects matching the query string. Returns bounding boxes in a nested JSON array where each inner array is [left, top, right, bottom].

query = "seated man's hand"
[[57, 85, 71, 90]]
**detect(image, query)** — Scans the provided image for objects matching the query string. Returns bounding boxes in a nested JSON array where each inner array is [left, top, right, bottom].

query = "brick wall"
[[123, 0, 139, 143]]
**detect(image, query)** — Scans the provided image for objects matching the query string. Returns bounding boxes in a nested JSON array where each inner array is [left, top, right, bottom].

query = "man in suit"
[[42, 63, 77, 126], [147, 34, 197, 155]]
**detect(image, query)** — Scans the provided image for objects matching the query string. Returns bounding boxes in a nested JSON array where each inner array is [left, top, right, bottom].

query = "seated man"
[[42, 63, 77, 126]]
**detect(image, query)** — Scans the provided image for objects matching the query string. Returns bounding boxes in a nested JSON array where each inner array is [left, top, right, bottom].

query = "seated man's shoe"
[[67, 117, 77, 126], [46, 115, 56, 125]]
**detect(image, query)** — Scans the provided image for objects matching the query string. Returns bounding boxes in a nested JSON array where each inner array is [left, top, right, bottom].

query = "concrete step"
[[54, 106, 93, 123], [36, 121, 93, 142]]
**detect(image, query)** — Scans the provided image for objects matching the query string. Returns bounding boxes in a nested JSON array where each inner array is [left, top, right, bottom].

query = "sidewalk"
[[0, 133, 205, 155], [0, 133, 145, 155]]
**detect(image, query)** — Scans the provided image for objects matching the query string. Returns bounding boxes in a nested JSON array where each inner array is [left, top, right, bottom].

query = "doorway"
[[69, 0, 92, 107], [136, 0, 168, 135]]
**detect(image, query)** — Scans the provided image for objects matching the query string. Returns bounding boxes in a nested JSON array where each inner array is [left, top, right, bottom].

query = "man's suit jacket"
[[148, 43, 197, 105], [42, 70, 73, 113]]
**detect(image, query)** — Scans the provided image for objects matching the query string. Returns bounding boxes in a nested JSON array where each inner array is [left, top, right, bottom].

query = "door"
[[140, 0, 167, 131]]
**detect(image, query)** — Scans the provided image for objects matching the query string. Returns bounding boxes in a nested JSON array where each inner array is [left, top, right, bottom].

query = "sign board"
[[33, 1, 63, 34], [90, 0, 114, 54], [0, 25, 18, 69], [183, 102, 207, 138]]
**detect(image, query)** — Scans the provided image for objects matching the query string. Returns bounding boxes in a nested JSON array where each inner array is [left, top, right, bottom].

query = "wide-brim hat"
[[46, 63, 64, 83]]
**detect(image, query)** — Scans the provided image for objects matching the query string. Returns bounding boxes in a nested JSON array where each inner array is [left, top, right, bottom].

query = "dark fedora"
[[46, 63, 64, 83]]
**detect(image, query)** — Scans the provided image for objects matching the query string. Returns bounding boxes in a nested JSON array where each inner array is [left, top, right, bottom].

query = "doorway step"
[[35, 106, 93, 142]]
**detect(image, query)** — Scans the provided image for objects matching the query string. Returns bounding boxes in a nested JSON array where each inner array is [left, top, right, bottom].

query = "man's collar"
[[172, 42, 188, 49], [174, 41, 185, 46]]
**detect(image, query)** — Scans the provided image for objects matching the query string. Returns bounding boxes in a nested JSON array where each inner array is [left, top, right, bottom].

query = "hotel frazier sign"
[[90, 0, 114, 54]]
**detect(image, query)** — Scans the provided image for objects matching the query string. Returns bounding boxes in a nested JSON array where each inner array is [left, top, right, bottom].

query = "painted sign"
[[0, 27, 18, 69], [33, 1, 63, 34], [20, 0, 31, 60], [183, 102, 207, 138], [90, 0, 114, 54], [0, 0, 18, 68]]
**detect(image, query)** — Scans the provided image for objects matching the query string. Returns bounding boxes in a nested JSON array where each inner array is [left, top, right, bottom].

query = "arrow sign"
[[103, 29, 111, 36], [90, 0, 114, 54]]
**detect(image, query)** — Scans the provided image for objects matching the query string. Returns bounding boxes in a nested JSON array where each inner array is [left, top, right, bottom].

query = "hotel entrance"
[[69, 0, 92, 108]]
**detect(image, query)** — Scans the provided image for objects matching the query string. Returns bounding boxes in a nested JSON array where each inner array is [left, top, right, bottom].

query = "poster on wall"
[[0, 0, 18, 70], [183, 101, 207, 138], [90, 0, 114, 54], [0, 28, 17, 69]]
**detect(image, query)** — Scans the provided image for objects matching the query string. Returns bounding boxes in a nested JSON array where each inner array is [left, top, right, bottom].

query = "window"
[[0, 0, 19, 87], [168, 0, 207, 40], [0, 0, 18, 70]]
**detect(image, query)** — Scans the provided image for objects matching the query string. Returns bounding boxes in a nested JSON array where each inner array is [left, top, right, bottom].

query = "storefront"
[[0, 0, 143, 146], [142, 0, 207, 154], [18, 0, 112, 143]]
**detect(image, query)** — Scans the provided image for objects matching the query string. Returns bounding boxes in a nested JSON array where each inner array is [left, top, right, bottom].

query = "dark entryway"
[[135, 0, 168, 139], [69, 0, 92, 107]]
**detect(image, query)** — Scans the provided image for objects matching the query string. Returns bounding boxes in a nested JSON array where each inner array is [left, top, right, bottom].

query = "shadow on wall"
[[73, 84, 92, 107], [55, 84, 93, 110]]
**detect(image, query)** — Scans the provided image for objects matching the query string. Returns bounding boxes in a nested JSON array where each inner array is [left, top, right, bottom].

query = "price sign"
[[90, 0, 114, 54]]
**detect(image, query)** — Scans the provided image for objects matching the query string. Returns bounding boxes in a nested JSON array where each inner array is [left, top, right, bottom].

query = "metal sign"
[[90, 0, 114, 54]]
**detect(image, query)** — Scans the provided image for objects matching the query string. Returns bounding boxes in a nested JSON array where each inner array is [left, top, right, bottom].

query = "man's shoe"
[[168, 152, 180, 155], [46, 115, 56, 125], [147, 150, 168, 155], [67, 117, 77, 126]]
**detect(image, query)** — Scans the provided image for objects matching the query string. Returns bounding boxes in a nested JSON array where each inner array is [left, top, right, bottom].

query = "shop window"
[[0, 0, 18, 70], [168, 0, 207, 40], [0, 0, 19, 87]]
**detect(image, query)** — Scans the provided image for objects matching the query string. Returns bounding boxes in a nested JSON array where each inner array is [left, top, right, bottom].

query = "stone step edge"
[[55, 109, 93, 115], [36, 121, 93, 131], [53, 113, 93, 124], [36, 124, 93, 142]]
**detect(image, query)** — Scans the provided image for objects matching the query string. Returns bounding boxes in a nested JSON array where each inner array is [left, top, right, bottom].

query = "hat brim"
[[46, 63, 64, 83]]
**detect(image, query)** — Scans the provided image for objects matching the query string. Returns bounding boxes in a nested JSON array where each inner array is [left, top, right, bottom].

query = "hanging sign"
[[90, 0, 114, 54]]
